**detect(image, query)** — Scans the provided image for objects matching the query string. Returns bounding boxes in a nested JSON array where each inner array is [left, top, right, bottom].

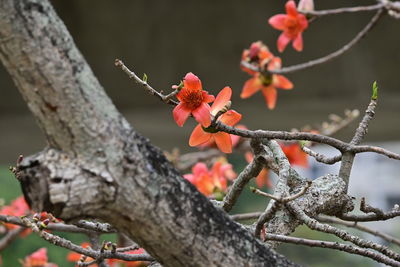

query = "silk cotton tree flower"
[[241, 57, 293, 109], [269, 0, 308, 52], [173, 72, 215, 127], [241, 41, 273, 75], [184, 161, 236, 197], [189, 87, 242, 153]]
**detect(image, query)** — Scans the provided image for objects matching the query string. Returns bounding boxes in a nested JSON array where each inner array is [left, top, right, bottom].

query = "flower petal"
[[192, 162, 209, 176], [267, 57, 282, 71], [173, 103, 191, 127], [293, 33, 303, 51], [277, 33, 291, 53], [183, 72, 202, 90], [273, 75, 293, 90], [219, 110, 242, 126], [268, 14, 287, 30], [203, 91, 215, 103], [214, 132, 233, 153], [189, 124, 212, 146], [256, 169, 272, 188], [192, 103, 211, 127], [261, 86, 278, 109], [285, 0, 298, 17], [241, 76, 262, 98], [211, 86, 232, 115]]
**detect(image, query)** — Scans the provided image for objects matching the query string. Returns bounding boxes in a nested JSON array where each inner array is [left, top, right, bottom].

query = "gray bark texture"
[[0, 0, 299, 266]]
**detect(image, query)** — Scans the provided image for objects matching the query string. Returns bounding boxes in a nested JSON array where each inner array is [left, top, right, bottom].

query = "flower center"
[[182, 89, 204, 109], [260, 74, 272, 86], [284, 17, 300, 35]]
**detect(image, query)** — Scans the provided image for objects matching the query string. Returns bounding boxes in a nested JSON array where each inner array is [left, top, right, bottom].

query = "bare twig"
[[340, 94, 378, 189], [231, 212, 263, 221], [265, 233, 400, 267], [339, 204, 400, 222], [20, 217, 154, 263], [0, 227, 25, 251], [301, 146, 342, 164], [287, 202, 400, 262], [115, 59, 178, 106], [304, 3, 385, 17], [222, 140, 264, 212], [317, 215, 400, 247]]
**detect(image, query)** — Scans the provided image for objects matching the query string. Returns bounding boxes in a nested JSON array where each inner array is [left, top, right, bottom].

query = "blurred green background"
[[1, 0, 400, 266]]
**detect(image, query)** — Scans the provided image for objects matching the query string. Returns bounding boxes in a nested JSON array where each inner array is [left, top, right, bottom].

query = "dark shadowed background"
[[0, 1, 399, 266]]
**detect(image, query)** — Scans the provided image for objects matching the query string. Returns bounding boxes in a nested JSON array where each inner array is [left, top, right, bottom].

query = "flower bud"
[[298, 0, 314, 13]]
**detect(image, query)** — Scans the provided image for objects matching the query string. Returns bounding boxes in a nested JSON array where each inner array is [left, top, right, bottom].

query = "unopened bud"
[[220, 101, 232, 114], [33, 213, 40, 222], [298, 0, 314, 13], [38, 219, 50, 229]]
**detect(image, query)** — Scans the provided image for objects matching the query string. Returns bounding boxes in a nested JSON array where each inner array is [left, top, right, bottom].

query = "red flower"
[[280, 142, 308, 167], [189, 87, 242, 153], [269, 0, 308, 52], [173, 72, 215, 127], [184, 161, 236, 197], [241, 41, 273, 75], [0, 196, 31, 236], [245, 152, 272, 188], [241, 57, 293, 109], [23, 248, 58, 267]]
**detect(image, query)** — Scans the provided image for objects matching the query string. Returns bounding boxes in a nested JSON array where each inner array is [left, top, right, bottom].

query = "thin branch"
[[304, 3, 385, 17], [214, 122, 400, 160], [222, 140, 264, 212], [254, 201, 281, 239], [251, 181, 311, 203], [301, 146, 342, 164], [317, 215, 400, 247], [21, 217, 154, 263], [231, 212, 263, 221], [265, 233, 400, 267], [287, 202, 400, 262], [339, 204, 400, 222], [115, 59, 178, 106], [340, 96, 378, 189], [272, 9, 385, 74], [0, 227, 25, 251]]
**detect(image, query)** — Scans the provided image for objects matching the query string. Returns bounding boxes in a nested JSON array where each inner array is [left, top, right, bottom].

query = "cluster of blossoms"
[[240, 41, 293, 109], [183, 159, 237, 198], [67, 243, 148, 267], [173, 73, 242, 153]]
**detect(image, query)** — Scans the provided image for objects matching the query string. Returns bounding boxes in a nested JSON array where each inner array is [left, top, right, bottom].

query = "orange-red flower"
[[189, 87, 242, 153], [23, 248, 58, 267], [245, 152, 272, 188], [173, 72, 215, 127], [280, 142, 308, 167], [241, 41, 273, 75], [184, 161, 236, 197], [269, 0, 308, 52], [241, 57, 293, 109], [0, 196, 31, 235]]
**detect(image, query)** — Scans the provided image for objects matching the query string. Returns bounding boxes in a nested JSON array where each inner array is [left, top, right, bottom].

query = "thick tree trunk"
[[0, 0, 297, 266]]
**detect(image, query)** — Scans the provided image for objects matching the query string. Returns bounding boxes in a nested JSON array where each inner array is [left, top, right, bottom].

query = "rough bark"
[[0, 0, 298, 266]]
